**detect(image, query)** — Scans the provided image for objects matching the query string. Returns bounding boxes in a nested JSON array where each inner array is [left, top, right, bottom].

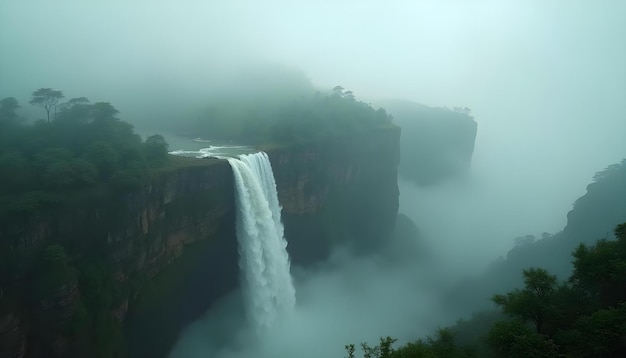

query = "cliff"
[[267, 126, 400, 262], [444, 159, 626, 318], [376, 100, 477, 186], [0, 126, 401, 358]]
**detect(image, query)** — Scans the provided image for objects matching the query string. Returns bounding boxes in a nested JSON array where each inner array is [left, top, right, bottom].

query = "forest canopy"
[[346, 222, 626, 357], [0, 90, 169, 219], [176, 85, 393, 144], [0, 83, 393, 219]]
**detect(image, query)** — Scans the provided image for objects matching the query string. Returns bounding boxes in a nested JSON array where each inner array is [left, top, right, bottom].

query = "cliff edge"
[[0, 126, 400, 358]]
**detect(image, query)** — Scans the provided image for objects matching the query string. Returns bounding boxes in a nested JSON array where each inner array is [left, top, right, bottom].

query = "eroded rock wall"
[[0, 126, 401, 357]]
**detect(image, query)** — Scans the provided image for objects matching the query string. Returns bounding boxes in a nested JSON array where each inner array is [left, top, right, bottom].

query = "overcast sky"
[[2, 0, 625, 236]]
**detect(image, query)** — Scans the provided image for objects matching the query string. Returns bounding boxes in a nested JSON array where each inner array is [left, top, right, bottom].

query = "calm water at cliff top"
[[144, 132, 256, 158]]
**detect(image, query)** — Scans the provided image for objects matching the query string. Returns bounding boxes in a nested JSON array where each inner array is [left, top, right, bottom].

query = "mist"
[[2, 0, 626, 356], [2, 0, 624, 205], [169, 244, 454, 358]]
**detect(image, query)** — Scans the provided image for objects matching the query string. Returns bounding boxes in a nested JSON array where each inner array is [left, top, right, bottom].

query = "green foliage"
[[43, 244, 69, 265], [570, 223, 626, 308], [345, 337, 397, 358], [91, 102, 120, 121], [492, 268, 559, 333], [39, 157, 98, 189], [143, 134, 169, 166], [486, 223, 626, 357], [0, 97, 21, 123], [111, 161, 149, 191], [85, 141, 119, 178], [69, 158, 98, 186], [353, 222, 626, 358], [0, 150, 33, 190], [0, 90, 178, 356], [555, 304, 626, 357], [30, 88, 64, 122], [445, 158, 626, 341], [346, 330, 478, 358], [448, 310, 504, 355], [0, 89, 172, 220], [43, 160, 75, 189], [567, 159, 626, 245], [181, 86, 392, 144], [486, 320, 559, 358]]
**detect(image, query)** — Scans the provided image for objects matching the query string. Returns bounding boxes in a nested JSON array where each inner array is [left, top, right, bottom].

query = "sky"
[[2, 0, 624, 200]]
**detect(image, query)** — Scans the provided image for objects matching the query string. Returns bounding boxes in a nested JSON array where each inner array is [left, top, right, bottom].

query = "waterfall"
[[227, 152, 296, 331]]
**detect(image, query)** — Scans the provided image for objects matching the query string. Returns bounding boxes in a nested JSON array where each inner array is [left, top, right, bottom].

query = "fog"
[[2, 0, 626, 356], [2, 0, 625, 218], [170, 245, 454, 358]]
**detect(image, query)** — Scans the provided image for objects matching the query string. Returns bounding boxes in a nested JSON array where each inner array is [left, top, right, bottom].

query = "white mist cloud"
[[170, 246, 454, 358], [2, 0, 623, 190]]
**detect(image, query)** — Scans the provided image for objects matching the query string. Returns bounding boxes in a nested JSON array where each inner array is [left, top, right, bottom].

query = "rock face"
[[267, 126, 401, 263], [377, 100, 477, 186], [0, 126, 401, 357], [0, 311, 26, 358]]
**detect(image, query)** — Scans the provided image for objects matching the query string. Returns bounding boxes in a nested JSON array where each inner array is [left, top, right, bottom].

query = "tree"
[[90, 102, 119, 121], [43, 160, 75, 189], [84, 142, 119, 179], [332, 85, 345, 97], [43, 244, 69, 265], [64, 97, 89, 107], [570, 223, 626, 308], [57, 97, 91, 123], [492, 268, 558, 334], [453, 106, 472, 116], [487, 320, 559, 358], [514, 234, 536, 247], [0, 151, 32, 191], [69, 159, 98, 186], [0, 97, 21, 123], [345, 331, 477, 358], [29, 88, 64, 123], [143, 134, 169, 166], [557, 304, 626, 357]]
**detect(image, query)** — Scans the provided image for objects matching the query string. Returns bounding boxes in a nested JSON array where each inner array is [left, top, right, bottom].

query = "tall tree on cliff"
[[0, 97, 21, 123], [29, 88, 64, 123]]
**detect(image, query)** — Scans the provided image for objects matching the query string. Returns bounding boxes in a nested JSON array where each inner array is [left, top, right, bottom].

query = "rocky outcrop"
[[0, 161, 236, 357], [266, 126, 401, 262], [377, 100, 477, 186], [0, 311, 26, 358], [0, 126, 401, 357]]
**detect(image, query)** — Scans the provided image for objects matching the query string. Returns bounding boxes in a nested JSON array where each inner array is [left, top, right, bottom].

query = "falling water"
[[227, 152, 296, 331]]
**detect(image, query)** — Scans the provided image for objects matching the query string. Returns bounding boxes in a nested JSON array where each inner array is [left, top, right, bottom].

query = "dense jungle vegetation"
[[0, 85, 392, 220], [0, 91, 170, 220], [176, 85, 393, 144], [348, 221, 626, 357], [0, 86, 395, 357], [348, 159, 626, 357]]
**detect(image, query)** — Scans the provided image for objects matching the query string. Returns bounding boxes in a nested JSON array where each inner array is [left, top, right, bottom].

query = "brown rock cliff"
[[0, 126, 401, 357]]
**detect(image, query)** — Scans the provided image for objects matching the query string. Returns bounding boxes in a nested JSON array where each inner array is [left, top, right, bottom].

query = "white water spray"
[[227, 152, 296, 331]]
